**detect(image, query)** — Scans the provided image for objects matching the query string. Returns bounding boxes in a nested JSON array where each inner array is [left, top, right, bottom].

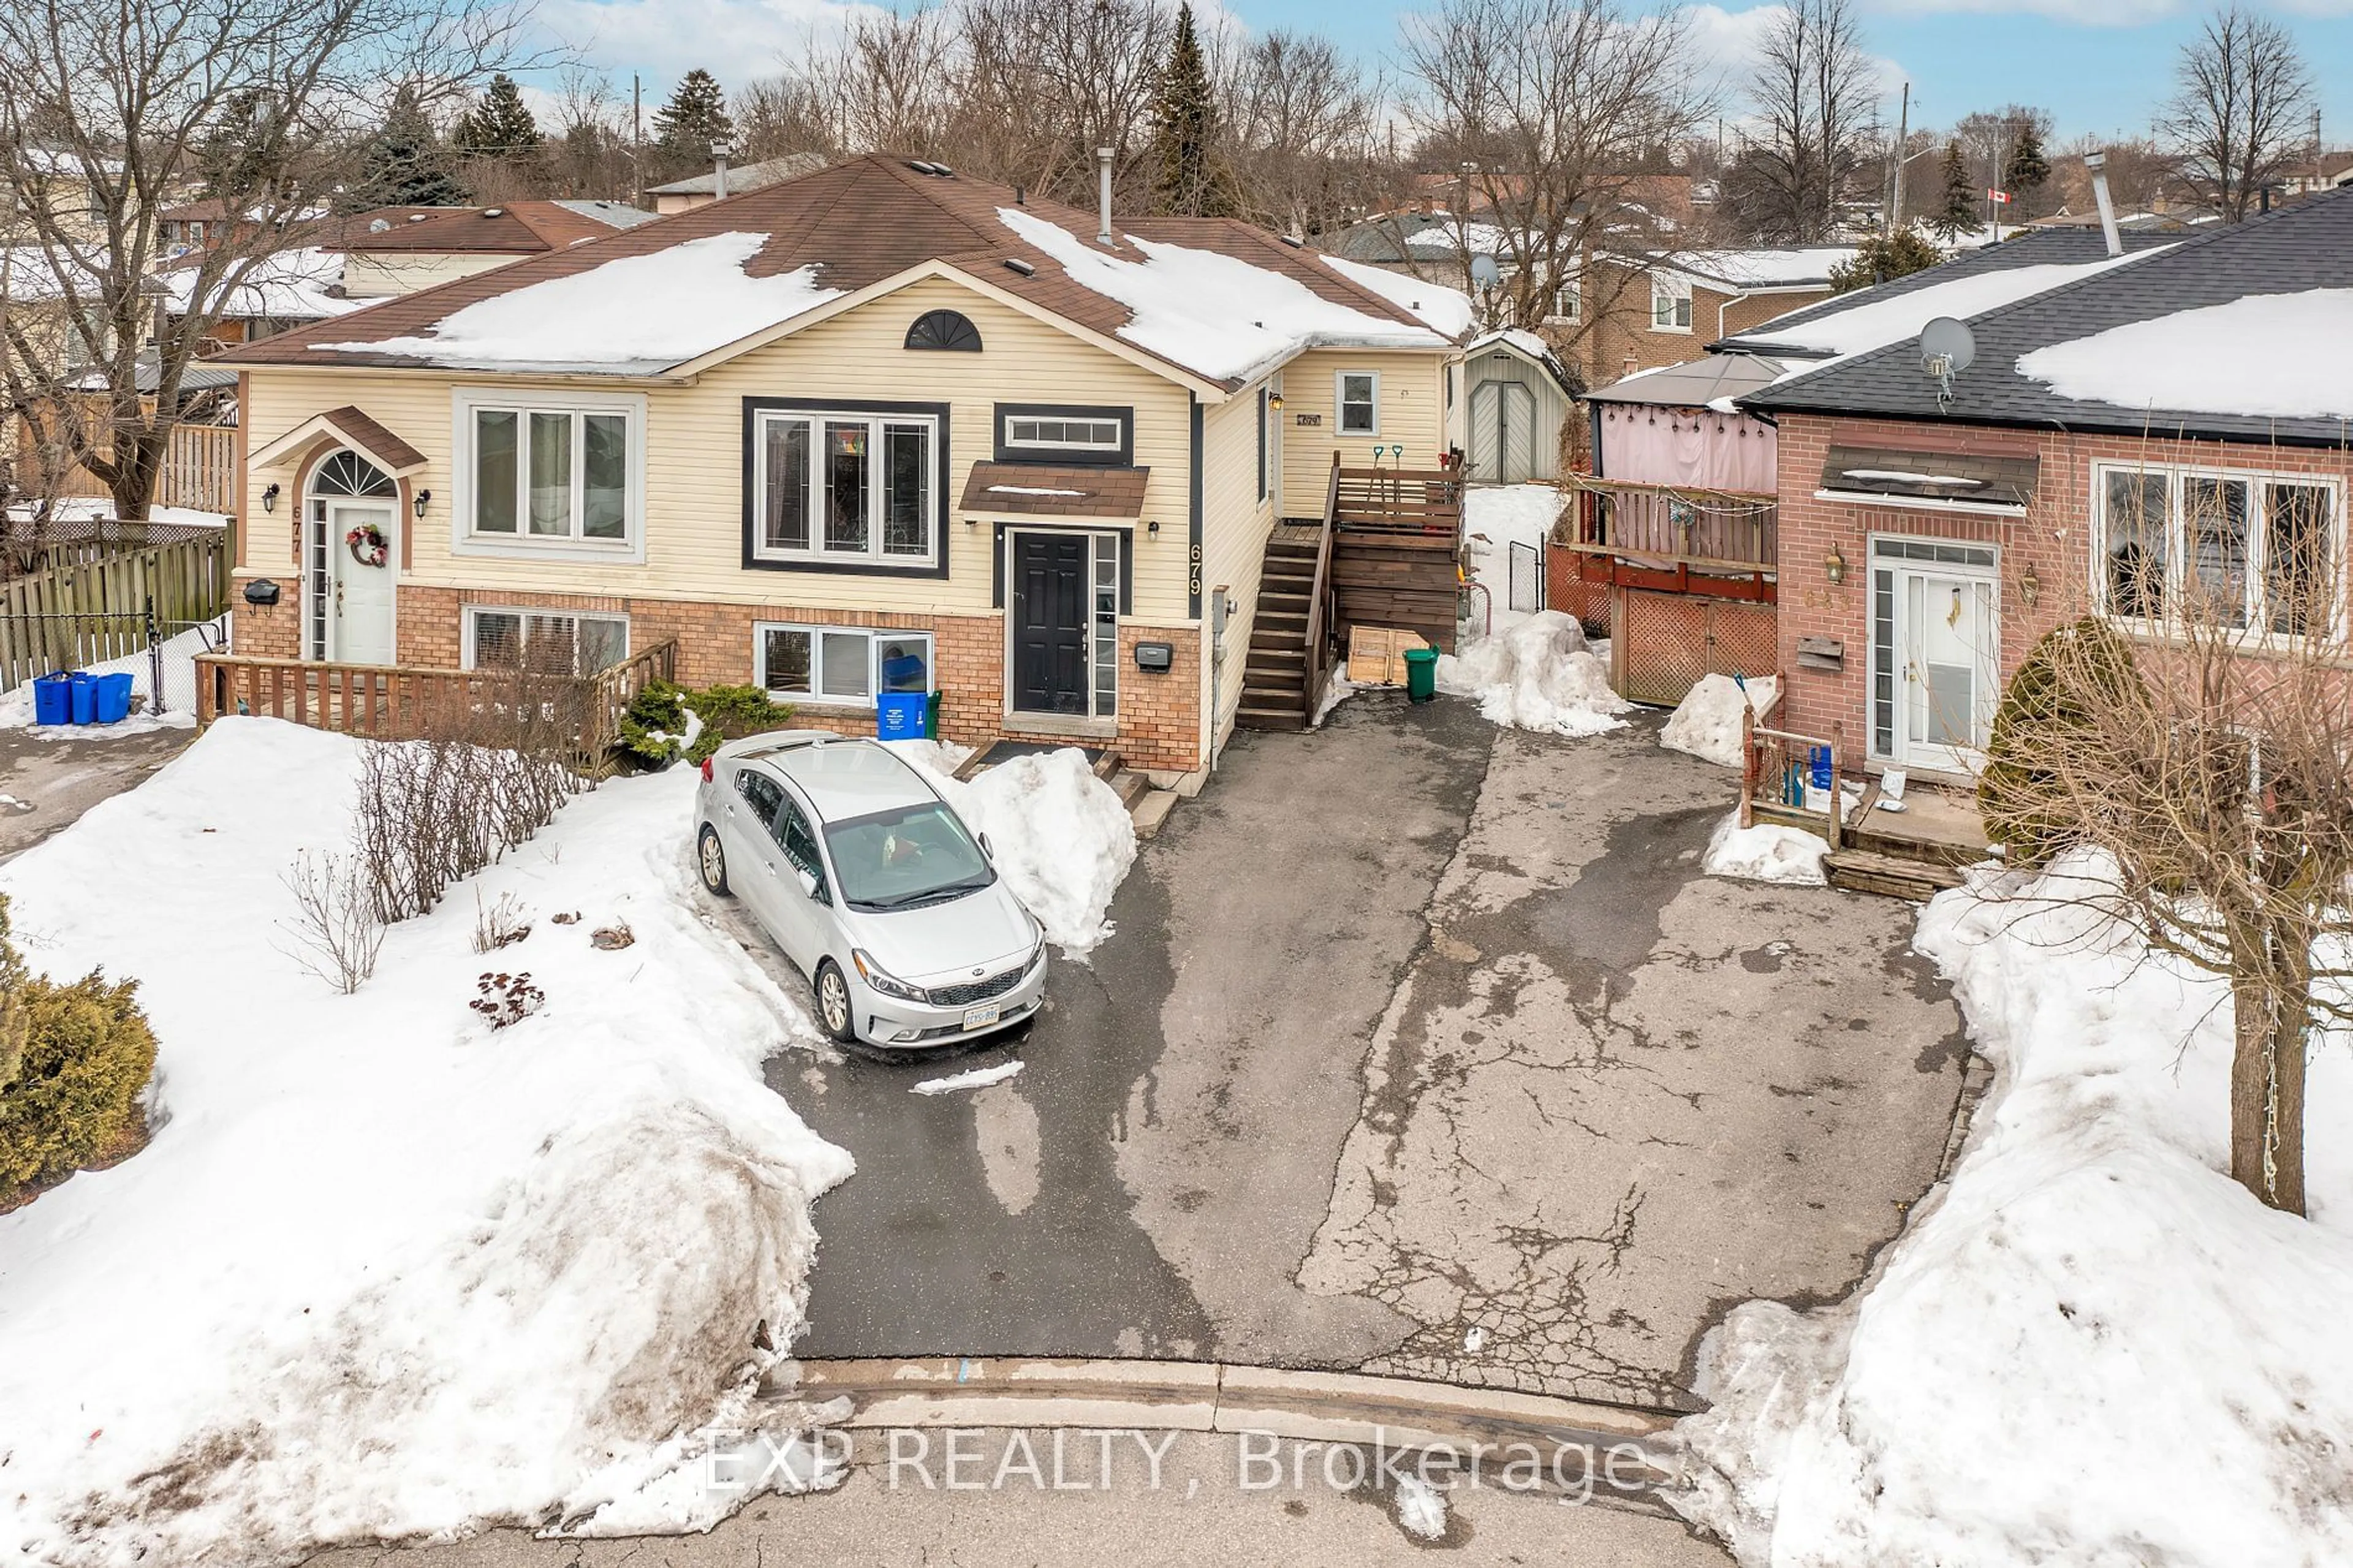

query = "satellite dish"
[[1469, 253, 1501, 289], [1920, 316, 1976, 373], [1919, 316, 1976, 409]]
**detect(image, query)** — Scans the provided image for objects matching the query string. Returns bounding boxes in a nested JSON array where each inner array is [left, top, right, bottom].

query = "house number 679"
[[1188, 543, 1203, 594]]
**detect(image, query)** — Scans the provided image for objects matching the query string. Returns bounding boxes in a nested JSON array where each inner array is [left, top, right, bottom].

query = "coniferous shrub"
[[0, 896, 157, 1200], [1978, 616, 2143, 868]]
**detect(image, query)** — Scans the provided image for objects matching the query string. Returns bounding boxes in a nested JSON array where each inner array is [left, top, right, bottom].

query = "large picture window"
[[2095, 463, 2341, 638], [464, 608, 629, 673], [468, 407, 631, 543], [753, 409, 939, 568], [756, 623, 934, 706]]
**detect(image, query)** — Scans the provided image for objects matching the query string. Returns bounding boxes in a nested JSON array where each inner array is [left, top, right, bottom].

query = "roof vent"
[[906, 160, 954, 178], [483, 207, 502, 217], [930, 162, 955, 178], [905, 160, 938, 175], [1003, 257, 1035, 277], [407, 212, 428, 222], [368, 217, 391, 232], [1279, 233, 1303, 248]]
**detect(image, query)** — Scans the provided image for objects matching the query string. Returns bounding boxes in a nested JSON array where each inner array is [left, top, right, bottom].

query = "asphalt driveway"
[[775, 693, 1969, 1412]]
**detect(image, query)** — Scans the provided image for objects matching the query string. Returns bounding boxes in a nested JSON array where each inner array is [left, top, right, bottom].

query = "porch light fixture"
[[412, 488, 431, 520], [1825, 545, 1848, 586], [1147, 520, 1160, 537], [2018, 563, 2040, 610], [1268, 392, 1284, 412], [261, 482, 280, 513]]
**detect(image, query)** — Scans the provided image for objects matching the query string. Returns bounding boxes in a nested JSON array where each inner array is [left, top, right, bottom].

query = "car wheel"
[[814, 960, 858, 1043], [697, 825, 730, 896]]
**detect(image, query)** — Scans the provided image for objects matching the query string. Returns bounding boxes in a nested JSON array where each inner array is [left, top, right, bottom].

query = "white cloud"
[[525, 0, 879, 99], [1685, 5, 1909, 110]]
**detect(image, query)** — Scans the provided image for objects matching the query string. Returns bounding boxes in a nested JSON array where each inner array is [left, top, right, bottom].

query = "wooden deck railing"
[[1333, 458, 1464, 542], [195, 639, 678, 764], [1740, 686, 1844, 844], [1303, 459, 1343, 714], [1564, 475, 1778, 568]]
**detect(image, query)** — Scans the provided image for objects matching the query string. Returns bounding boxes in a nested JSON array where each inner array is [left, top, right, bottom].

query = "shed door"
[[1498, 381, 1536, 480]]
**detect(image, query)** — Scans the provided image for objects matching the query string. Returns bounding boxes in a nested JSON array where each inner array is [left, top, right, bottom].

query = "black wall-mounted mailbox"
[[1133, 640, 1173, 672], [1797, 635, 1844, 672], [242, 578, 282, 607]]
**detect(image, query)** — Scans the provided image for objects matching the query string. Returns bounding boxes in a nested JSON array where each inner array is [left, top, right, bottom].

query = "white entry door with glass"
[[1869, 537, 1999, 775], [305, 449, 400, 665]]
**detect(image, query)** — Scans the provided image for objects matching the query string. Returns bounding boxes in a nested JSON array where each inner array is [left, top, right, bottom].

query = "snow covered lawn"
[[0, 719, 854, 1567], [1674, 855, 2353, 1566]]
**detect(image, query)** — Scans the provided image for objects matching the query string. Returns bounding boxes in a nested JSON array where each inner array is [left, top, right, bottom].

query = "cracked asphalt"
[[784, 691, 1969, 1413]]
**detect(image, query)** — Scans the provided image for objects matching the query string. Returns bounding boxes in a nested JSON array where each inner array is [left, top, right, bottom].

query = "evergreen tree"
[[352, 86, 468, 208], [2004, 122, 2051, 205], [653, 69, 734, 176], [455, 74, 542, 163], [1829, 228, 1943, 292], [1149, 6, 1240, 218], [1930, 140, 1978, 241]]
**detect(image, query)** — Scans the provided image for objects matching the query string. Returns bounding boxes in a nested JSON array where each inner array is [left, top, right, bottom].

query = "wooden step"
[[1235, 703, 1307, 732], [1824, 848, 1965, 901], [1107, 768, 1149, 809], [1257, 609, 1308, 630]]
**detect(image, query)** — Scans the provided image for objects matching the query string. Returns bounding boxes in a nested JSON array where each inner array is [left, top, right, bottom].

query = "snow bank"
[[1700, 811, 1827, 886], [2017, 288, 2353, 422], [0, 719, 854, 1567], [1673, 855, 2353, 1566], [0, 615, 226, 736], [1461, 483, 1563, 636], [999, 207, 1453, 384], [1437, 610, 1629, 738], [327, 232, 843, 373], [894, 746, 1137, 955], [1661, 674, 1778, 768]]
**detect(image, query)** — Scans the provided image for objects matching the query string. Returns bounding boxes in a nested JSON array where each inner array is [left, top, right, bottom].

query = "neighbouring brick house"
[[1740, 191, 2353, 785], [214, 155, 1466, 777]]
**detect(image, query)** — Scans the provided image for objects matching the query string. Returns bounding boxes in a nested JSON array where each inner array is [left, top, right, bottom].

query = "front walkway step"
[[1825, 846, 1964, 900], [1130, 787, 1179, 840]]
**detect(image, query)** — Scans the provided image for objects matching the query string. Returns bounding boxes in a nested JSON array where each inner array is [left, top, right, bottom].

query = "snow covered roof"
[[1743, 190, 2353, 446], [1664, 247, 1855, 290], [337, 200, 653, 255], [645, 153, 830, 197], [157, 246, 362, 323], [1583, 352, 1790, 411], [1318, 255, 1474, 337], [1464, 327, 1575, 395], [224, 156, 1457, 388]]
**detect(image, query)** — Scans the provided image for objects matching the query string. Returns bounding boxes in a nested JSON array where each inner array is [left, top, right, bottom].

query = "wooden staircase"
[[1237, 525, 1324, 732]]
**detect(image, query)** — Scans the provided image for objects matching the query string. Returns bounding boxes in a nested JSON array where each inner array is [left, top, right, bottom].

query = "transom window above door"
[[749, 403, 945, 572], [994, 404, 1132, 466]]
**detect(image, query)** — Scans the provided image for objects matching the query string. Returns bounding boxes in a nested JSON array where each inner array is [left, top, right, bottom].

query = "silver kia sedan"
[[694, 732, 1047, 1048]]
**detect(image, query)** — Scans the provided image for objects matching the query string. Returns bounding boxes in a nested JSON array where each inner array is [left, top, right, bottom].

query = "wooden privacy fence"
[[195, 640, 680, 765], [0, 532, 229, 691], [20, 420, 239, 515]]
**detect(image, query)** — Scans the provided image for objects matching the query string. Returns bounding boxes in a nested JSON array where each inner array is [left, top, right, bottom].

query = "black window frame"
[[735, 768, 784, 830], [904, 309, 983, 352], [741, 396, 952, 580], [992, 402, 1134, 468]]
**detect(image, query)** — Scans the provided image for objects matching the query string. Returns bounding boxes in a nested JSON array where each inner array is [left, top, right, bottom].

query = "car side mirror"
[[794, 867, 820, 900], [978, 831, 994, 860]]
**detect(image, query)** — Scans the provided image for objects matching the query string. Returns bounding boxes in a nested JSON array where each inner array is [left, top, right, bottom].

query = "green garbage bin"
[[1403, 646, 1439, 703], [925, 690, 942, 738]]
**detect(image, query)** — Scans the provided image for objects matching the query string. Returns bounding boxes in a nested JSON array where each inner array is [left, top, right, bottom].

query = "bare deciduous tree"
[[1399, 0, 1706, 336], [2161, 4, 2315, 222], [1225, 31, 1387, 238], [0, 0, 548, 521], [1720, 0, 1877, 244], [1979, 461, 2352, 1214]]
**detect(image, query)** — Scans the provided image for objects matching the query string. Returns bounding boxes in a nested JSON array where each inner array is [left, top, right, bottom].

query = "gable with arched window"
[[904, 309, 982, 353]]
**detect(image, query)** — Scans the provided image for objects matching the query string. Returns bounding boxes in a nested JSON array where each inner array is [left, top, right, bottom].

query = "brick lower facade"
[[1773, 412, 2353, 779]]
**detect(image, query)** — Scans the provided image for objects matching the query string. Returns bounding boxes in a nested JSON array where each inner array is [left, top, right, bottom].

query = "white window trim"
[[1336, 370, 1381, 437], [2089, 460, 2347, 645], [1001, 414, 1125, 455], [1650, 272, 1694, 334], [751, 409, 942, 569], [460, 605, 631, 672], [451, 387, 647, 564], [1546, 278, 1582, 324], [1865, 533, 2003, 768], [754, 621, 936, 709]]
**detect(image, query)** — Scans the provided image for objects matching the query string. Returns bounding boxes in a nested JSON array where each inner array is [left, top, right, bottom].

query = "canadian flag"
[[1987, 188, 2013, 204]]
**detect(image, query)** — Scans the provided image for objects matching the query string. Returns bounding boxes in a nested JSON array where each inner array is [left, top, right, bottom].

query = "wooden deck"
[[1330, 460, 1464, 654]]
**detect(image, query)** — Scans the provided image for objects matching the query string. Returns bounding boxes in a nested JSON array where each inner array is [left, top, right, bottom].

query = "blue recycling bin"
[[67, 671, 96, 725], [875, 691, 929, 740], [94, 672, 134, 724], [1808, 743, 1833, 791], [31, 672, 71, 727]]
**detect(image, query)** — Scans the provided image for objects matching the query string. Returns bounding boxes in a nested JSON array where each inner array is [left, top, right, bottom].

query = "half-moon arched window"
[[311, 449, 396, 498], [904, 309, 982, 352]]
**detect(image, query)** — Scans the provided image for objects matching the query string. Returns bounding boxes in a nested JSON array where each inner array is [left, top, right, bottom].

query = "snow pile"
[[1700, 811, 1827, 886], [1661, 674, 1778, 768], [328, 232, 843, 373], [0, 719, 854, 1566], [1393, 1474, 1449, 1540], [1320, 254, 1476, 336], [999, 207, 1453, 383], [1461, 483, 1564, 636], [0, 615, 227, 736], [1673, 855, 2353, 1566], [912, 1060, 1025, 1096], [1437, 610, 1629, 738], [2017, 289, 2353, 422], [895, 745, 1137, 955]]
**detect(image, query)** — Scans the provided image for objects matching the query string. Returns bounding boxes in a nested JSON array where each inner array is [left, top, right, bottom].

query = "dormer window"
[[904, 309, 983, 352]]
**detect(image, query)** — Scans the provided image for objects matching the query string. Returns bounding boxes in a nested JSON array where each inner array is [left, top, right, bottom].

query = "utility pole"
[[1889, 81, 1910, 232], [631, 74, 643, 208]]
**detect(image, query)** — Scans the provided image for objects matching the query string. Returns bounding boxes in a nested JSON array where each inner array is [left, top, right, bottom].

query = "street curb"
[[766, 1357, 1687, 1502]]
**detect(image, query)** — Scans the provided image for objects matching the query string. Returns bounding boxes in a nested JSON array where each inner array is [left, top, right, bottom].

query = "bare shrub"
[[470, 971, 544, 1029], [278, 850, 387, 994], [472, 889, 531, 954]]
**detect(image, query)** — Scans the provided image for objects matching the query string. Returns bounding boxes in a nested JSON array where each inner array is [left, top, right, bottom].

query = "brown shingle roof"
[[219, 156, 1452, 389], [958, 463, 1150, 517], [336, 200, 643, 255]]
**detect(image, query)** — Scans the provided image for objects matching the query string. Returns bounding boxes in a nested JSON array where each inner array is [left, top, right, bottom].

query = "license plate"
[[962, 1003, 1002, 1030]]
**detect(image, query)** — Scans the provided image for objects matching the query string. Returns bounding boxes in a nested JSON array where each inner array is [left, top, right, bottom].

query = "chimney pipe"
[[711, 139, 732, 202], [1096, 146, 1114, 246], [2085, 151, 2122, 257]]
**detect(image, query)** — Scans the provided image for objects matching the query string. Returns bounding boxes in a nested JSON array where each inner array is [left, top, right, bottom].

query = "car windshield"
[[822, 800, 995, 911]]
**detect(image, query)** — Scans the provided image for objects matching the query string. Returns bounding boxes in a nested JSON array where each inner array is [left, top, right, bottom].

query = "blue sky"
[[536, 0, 2353, 150]]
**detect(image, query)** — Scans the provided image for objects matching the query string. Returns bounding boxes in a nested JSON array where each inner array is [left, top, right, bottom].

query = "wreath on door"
[[345, 521, 390, 567]]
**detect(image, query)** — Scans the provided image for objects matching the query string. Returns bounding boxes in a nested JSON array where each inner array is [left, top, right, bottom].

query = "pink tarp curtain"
[[1597, 405, 1776, 493]]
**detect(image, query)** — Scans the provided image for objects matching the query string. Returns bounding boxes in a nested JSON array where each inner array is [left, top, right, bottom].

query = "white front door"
[[1880, 554, 1999, 774], [327, 501, 397, 665]]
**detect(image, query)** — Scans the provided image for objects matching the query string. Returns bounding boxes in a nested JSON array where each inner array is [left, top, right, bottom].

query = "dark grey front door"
[[1012, 532, 1091, 714]]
